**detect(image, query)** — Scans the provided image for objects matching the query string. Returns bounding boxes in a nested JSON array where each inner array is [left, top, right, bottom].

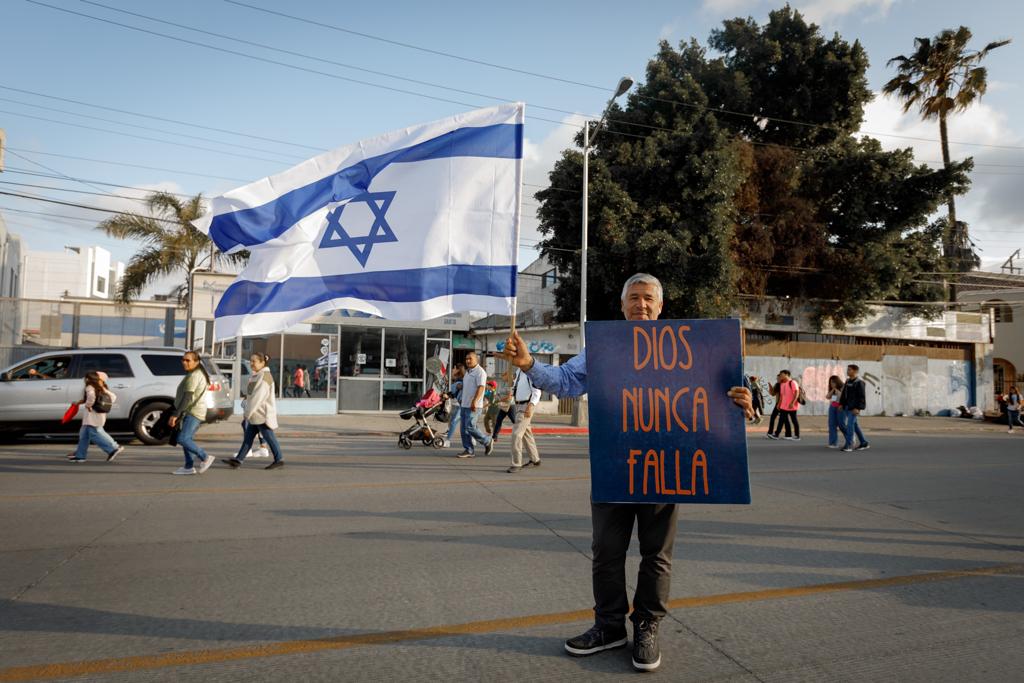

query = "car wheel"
[[133, 401, 171, 445]]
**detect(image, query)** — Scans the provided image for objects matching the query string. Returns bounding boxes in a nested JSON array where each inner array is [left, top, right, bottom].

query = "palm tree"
[[97, 191, 244, 306], [883, 27, 1010, 274]]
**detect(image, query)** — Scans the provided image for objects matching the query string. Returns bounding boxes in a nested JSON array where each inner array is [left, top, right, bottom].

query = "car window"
[[75, 354, 134, 378], [9, 356, 73, 380], [141, 354, 184, 376]]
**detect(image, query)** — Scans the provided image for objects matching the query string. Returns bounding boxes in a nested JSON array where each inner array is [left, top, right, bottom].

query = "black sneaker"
[[856, 443, 870, 450], [523, 459, 541, 468], [632, 618, 661, 672], [564, 624, 628, 657], [766, 434, 779, 440], [265, 461, 284, 470], [484, 440, 495, 456], [222, 458, 241, 469]]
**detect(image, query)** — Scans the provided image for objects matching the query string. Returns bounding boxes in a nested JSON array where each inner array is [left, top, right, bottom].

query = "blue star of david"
[[319, 191, 398, 267]]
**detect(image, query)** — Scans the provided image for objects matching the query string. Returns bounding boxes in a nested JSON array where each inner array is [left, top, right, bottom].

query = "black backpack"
[[92, 390, 114, 413]]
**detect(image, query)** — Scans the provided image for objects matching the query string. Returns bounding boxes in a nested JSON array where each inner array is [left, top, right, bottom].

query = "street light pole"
[[573, 75, 633, 427]]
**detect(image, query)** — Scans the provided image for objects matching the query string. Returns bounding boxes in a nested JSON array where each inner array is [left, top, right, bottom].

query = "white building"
[[0, 213, 23, 299], [22, 246, 125, 300]]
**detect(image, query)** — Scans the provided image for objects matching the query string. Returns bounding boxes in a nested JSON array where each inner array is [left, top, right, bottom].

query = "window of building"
[[541, 268, 558, 289], [983, 300, 1014, 324], [96, 276, 107, 294]]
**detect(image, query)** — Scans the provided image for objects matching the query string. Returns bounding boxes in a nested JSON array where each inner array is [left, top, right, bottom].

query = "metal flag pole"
[[506, 103, 525, 385]]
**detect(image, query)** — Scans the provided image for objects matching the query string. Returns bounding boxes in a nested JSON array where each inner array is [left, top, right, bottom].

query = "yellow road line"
[[0, 476, 590, 501], [1, 562, 1020, 682]]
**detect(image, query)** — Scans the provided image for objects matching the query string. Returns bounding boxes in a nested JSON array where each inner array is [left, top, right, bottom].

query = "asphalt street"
[[0, 428, 1022, 682]]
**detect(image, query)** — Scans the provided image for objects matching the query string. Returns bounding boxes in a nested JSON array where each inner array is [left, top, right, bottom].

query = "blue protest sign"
[[585, 319, 750, 504]]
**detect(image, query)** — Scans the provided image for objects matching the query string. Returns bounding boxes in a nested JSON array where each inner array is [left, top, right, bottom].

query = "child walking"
[[67, 371, 124, 463]]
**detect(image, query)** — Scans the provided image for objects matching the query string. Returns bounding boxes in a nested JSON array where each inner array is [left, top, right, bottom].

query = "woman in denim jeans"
[[67, 371, 124, 463], [222, 353, 285, 470], [826, 375, 845, 448], [169, 351, 213, 475]]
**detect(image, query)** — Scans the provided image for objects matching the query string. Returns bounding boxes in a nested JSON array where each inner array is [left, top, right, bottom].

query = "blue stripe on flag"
[[209, 123, 523, 252], [215, 264, 517, 318]]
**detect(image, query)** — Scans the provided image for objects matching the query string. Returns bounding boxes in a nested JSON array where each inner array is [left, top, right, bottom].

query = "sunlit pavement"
[[1, 430, 1022, 681]]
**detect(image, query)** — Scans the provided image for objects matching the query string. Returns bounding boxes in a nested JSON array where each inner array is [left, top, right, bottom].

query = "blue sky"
[[1, 0, 1021, 291]]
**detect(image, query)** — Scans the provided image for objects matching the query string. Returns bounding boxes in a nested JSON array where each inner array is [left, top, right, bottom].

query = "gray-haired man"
[[505, 273, 752, 672]]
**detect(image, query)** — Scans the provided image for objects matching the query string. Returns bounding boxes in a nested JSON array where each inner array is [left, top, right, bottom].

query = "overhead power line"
[[5, 147, 251, 182], [223, 0, 1024, 152]]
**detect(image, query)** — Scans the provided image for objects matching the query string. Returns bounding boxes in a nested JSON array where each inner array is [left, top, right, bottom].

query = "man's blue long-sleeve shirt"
[[525, 349, 587, 398]]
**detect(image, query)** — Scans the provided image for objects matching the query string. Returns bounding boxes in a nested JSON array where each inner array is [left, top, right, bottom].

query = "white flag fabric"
[[193, 103, 524, 340]]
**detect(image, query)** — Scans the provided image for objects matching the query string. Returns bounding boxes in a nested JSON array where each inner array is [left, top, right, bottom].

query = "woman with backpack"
[[169, 351, 214, 475], [67, 370, 124, 463], [222, 353, 284, 470]]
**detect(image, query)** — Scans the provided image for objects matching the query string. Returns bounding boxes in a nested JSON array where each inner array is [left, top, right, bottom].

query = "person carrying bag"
[[222, 353, 285, 470], [169, 351, 213, 475], [66, 370, 124, 463]]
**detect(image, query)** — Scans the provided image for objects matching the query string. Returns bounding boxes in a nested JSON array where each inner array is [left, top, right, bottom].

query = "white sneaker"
[[248, 446, 270, 459], [173, 467, 197, 475], [197, 457, 215, 474], [827, 445, 839, 449], [443, 439, 451, 448]]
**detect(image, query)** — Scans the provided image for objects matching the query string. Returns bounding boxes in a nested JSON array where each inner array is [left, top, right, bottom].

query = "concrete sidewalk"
[[200, 411, 1021, 439]]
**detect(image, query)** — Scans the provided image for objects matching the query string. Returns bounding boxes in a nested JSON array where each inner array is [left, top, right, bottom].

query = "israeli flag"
[[194, 103, 524, 340]]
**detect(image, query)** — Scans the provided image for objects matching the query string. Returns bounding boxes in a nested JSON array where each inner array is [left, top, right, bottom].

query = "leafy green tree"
[[536, 47, 743, 322], [883, 27, 1010, 272], [536, 6, 974, 328], [97, 192, 245, 305]]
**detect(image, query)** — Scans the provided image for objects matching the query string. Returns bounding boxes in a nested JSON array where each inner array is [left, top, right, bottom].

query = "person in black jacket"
[[838, 364, 869, 451]]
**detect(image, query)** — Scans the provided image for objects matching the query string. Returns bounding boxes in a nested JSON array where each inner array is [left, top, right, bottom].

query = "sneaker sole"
[[564, 637, 628, 656], [632, 654, 662, 671]]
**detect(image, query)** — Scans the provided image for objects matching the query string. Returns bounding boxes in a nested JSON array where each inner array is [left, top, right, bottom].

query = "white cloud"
[[860, 92, 1024, 265], [701, 0, 897, 24]]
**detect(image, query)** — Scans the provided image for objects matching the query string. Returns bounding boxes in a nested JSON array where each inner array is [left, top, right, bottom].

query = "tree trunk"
[[939, 112, 959, 302]]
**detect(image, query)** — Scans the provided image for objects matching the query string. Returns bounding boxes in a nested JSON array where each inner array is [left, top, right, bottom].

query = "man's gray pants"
[[590, 502, 679, 628]]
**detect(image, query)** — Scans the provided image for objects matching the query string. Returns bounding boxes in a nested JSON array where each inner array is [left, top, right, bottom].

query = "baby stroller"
[[398, 387, 446, 449]]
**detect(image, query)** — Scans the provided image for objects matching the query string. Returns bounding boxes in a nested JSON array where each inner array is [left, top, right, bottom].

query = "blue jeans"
[[1009, 409, 1021, 430], [74, 425, 119, 460], [459, 406, 491, 453], [446, 403, 462, 441], [827, 404, 842, 446], [841, 409, 867, 448], [177, 414, 209, 469], [236, 421, 283, 462], [491, 405, 517, 438]]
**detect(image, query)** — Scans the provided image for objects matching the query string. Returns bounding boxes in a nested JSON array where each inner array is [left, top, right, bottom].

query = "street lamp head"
[[615, 76, 634, 99]]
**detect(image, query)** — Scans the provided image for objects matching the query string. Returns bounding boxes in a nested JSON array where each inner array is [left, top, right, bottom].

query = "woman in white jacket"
[[222, 353, 284, 470], [67, 370, 124, 463]]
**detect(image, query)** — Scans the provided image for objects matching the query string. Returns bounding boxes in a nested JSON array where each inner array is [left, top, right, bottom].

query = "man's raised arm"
[[504, 331, 587, 398]]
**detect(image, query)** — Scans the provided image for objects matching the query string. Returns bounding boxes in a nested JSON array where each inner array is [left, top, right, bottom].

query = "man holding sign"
[[504, 273, 752, 672]]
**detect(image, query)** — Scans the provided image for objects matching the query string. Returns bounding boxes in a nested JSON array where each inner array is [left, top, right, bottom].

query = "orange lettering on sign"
[[677, 325, 693, 369], [692, 449, 709, 495], [643, 449, 660, 495], [627, 449, 641, 495], [633, 327, 652, 370], [693, 387, 709, 432]]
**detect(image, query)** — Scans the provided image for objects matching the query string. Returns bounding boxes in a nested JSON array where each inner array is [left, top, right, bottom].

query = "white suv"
[[0, 347, 234, 444]]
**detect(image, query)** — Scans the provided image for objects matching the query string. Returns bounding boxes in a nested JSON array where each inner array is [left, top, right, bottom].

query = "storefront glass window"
[[382, 380, 423, 411], [383, 328, 424, 379], [282, 334, 329, 398], [340, 327, 382, 378], [425, 338, 451, 391]]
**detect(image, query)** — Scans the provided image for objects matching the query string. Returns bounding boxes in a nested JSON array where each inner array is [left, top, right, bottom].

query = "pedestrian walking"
[[839, 364, 869, 452], [443, 365, 465, 448], [292, 365, 304, 398], [169, 351, 214, 475], [490, 379, 517, 440], [456, 351, 494, 458], [766, 377, 782, 435], [300, 365, 312, 398], [1004, 385, 1021, 433], [826, 375, 845, 448], [66, 370, 124, 463], [223, 353, 285, 470], [483, 380, 500, 435], [749, 376, 764, 424], [504, 273, 753, 672], [506, 369, 541, 473], [768, 370, 801, 441]]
